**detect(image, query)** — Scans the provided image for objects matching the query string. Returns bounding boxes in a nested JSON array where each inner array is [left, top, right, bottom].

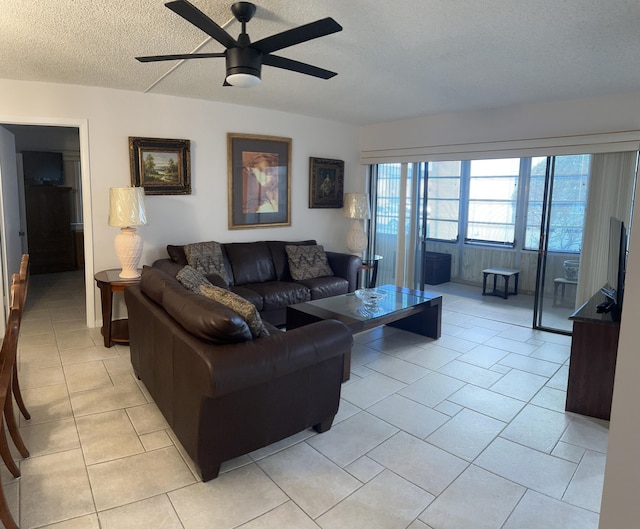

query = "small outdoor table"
[[482, 268, 520, 299]]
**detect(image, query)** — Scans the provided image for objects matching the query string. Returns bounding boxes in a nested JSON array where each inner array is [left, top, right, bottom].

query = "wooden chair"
[[13, 255, 31, 421], [0, 279, 29, 529]]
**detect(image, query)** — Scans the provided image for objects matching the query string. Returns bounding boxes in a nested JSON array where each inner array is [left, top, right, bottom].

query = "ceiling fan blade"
[[136, 52, 226, 62], [262, 54, 337, 79], [252, 17, 342, 54], [166, 0, 237, 49]]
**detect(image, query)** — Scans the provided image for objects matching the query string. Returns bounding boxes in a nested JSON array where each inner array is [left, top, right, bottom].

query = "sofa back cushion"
[[166, 245, 188, 265], [224, 242, 276, 285], [267, 240, 317, 281]]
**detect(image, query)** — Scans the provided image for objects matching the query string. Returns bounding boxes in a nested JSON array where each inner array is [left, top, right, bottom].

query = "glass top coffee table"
[[286, 285, 442, 380]]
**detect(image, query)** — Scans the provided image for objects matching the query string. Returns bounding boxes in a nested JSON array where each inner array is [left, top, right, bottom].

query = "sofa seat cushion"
[[229, 286, 264, 310], [297, 276, 349, 300], [243, 281, 310, 310], [285, 244, 334, 280]]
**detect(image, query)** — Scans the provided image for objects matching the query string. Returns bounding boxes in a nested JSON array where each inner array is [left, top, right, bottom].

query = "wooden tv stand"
[[566, 289, 620, 420]]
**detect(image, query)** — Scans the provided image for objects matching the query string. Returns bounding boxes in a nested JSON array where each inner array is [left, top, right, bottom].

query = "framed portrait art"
[[227, 133, 291, 229], [309, 157, 344, 208], [129, 137, 191, 195]]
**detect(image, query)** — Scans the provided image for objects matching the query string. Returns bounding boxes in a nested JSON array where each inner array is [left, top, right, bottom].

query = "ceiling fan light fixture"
[[226, 72, 261, 88]]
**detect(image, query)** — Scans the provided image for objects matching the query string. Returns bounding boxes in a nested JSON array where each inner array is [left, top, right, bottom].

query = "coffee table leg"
[[388, 300, 442, 339]]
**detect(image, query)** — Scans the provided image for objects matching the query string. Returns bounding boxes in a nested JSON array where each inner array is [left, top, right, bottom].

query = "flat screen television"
[[22, 151, 64, 186], [600, 216, 627, 319]]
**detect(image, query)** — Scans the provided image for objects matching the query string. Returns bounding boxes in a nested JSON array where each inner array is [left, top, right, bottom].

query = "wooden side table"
[[359, 255, 383, 288], [94, 269, 140, 347]]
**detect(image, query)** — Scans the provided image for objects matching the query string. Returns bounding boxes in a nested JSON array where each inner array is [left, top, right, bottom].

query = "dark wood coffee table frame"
[[286, 285, 442, 381]]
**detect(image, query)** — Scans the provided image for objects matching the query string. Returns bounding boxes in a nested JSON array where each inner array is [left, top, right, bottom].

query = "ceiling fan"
[[136, 0, 343, 88]]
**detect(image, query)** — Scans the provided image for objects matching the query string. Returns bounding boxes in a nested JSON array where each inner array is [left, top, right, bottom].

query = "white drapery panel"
[[576, 151, 637, 306]]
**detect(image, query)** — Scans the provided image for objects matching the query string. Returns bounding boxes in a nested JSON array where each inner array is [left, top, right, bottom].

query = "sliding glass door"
[[531, 155, 590, 333]]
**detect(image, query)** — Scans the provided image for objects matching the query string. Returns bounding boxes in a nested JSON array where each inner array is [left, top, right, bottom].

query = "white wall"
[[360, 90, 640, 529], [0, 78, 362, 322]]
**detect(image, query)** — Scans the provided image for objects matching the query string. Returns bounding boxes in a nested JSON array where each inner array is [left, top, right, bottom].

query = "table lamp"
[[108, 187, 147, 278], [343, 193, 371, 256]]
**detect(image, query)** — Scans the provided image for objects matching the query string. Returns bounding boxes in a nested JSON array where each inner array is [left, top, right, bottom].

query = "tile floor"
[[4, 271, 608, 528]]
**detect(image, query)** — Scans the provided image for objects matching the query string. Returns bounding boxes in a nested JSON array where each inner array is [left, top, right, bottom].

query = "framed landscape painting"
[[129, 137, 191, 195], [309, 157, 344, 208], [227, 133, 291, 229]]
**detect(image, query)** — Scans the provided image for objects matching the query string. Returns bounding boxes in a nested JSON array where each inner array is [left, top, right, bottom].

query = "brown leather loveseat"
[[125, 264, 353, 481]]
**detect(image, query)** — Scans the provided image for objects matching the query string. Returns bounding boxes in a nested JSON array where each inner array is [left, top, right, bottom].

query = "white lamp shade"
[[109, 187, 147, 227], [343, 193, 371, 220]]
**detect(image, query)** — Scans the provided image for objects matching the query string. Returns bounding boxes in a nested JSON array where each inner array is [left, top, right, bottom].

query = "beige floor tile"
[[257, 442, 361, 518], [140, 430, 173, 451], [20, 318, 55, 336], [367, 394, 449, 439], [455, 344, 509, 369], [420, 465, 525, 529], [87, 446, 196, 511], [316, 469, 433, 529], [3, 479, 18, 525], [76, 409, 144, 464], [169, 464, 287, 529], [561, 417, 609, 453], [448, 384, 525, 422], [307, 411, 397, 467], [39, 514, 100, 529], [59, 346, 120, 365], [237, 501, 320, 529], [344, 456, 384, 483], [56, 329, 96, 350], [501, 404, 572, 453], [341, 371, 406, 408], [63, 361, 113, 393], [18, 344, 62, 370], [562, 450, 606, 512], [438, 359, 504, 388], [248, 428, 316, 461], [365, 355, 431, 383], [369, 431, 468, 496], [398, 371, 465, 408], [98, 494, 183, 529], [19, 332, 58, 349], [475, 438, 577, 499], [21, 383, 73, 426], [125, 403, 169, 435], [70, 380, 147, 416], [102, 354, 134, 376], [503, 490, 599, 529], [20, 449, 95, 529], [19, 417, 80, 457], [427, 408, 506, 461], [20, 364, 66, 389]]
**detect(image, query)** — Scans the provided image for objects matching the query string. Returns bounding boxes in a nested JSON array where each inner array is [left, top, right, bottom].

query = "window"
[[426, 161, 461, 241], [525, 155, 590, 252], [467, 158, 520, 245], [375, 164, 401, 234]]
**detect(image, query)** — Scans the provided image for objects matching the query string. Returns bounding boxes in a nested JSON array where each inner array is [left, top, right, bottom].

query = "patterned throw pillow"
[[184, 241, 230, 283], [199, 285, 270, 339], [176, 265, 214, 293], [285, 245, 334, 280]]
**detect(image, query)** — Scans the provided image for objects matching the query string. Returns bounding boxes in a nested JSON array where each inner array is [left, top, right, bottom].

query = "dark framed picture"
[[129, 137, 191, 195], [309, 157, 345, 208], [227, 133, 291, 229]]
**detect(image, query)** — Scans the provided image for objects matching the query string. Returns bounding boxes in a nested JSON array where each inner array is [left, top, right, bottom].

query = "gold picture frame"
[[227, 133, 292, 229], [129, 137, 191, 195], [309, 157, 344, 208]]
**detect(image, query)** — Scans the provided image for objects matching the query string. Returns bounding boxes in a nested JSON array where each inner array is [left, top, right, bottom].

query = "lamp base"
[[346, 219, 368, 257], [114, 227, 143, 279]]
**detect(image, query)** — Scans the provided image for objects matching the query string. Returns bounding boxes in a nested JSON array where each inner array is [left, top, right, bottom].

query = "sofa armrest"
[[173, 319, 352, 399], [326, 252, 362, 292]]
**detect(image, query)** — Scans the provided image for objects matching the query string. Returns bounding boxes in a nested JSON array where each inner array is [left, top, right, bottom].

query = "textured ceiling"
[[2, 0, 640, 125]]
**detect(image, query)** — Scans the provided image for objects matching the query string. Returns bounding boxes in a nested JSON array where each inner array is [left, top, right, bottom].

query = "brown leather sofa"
[[125, 265, 353, 481], [154, 239, 362, 326]]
